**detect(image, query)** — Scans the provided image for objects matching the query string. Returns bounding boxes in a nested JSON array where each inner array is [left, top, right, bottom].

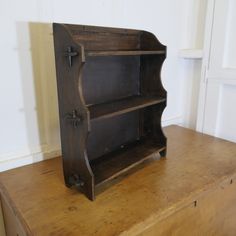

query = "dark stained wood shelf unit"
[[53, 23, 167, 200], [86, 50, 166, 56], [88, 95, 166, 120]]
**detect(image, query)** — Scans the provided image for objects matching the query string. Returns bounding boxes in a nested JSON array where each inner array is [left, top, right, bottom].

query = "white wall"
[[0, 0, 206, 171], [178, 0, 207, 129]]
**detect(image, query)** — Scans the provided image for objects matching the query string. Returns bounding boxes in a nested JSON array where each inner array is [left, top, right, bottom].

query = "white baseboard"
[[0, 147, 61, 172], [162, 115, 183, 127], [0, 116, 182, 172]]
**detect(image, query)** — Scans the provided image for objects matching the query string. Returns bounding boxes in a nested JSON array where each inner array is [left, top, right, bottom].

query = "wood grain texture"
[[82, 55, 140, 106], [65, 24, 140, 51], [88, 95, 166, 120], [1, 195, 26, 236], [0, 200, 6, 236], [87, 112, 140, 161], [90, 139, 165, 186], [139, 179, 236, 236], [86, 50, 165, 56], [53, 23, 94, 200], [1, 125, 236, 235]]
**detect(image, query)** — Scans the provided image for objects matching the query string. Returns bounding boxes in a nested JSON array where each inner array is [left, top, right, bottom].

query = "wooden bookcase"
[[53, 23, 167, 200]]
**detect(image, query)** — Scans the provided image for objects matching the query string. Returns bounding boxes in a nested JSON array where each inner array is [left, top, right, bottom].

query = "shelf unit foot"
[[159, 149, 167, 158]]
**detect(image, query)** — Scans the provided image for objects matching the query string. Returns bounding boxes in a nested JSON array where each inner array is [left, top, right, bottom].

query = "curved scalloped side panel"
[[53, 23, 95, 200]]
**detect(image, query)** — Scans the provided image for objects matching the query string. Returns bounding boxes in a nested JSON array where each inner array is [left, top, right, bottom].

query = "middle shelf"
[[87, 95, 166, 120]]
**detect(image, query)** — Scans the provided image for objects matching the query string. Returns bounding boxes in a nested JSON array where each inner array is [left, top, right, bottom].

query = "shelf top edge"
[[53, 22, 143, 35], [85, 50, 166, 57]]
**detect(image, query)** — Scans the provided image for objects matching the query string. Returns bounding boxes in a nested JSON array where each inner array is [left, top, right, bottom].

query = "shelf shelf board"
[[88, 95, 166, 120], [86, 50, 165, 57], [90, 139, 165, 186]]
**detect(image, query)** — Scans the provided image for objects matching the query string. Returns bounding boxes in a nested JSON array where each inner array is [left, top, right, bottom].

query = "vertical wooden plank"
[[0, 199, 6, 236], [1, 196, 27, 236]]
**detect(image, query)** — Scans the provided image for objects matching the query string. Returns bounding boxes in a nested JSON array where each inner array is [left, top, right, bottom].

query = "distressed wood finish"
[[53, 23, 167, 200], [1, 126, 236, 235]]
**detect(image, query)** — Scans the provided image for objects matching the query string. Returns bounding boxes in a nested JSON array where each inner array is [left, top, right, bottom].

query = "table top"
[[1, 125, 236, 235]]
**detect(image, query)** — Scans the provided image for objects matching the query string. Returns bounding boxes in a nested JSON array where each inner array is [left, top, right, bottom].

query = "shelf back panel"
[[87, 111, 140, 161], [66, 24, 140, 51], [82, 56, 140, 105]]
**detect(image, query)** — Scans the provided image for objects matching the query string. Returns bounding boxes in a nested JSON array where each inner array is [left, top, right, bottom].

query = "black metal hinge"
[[64, 46, 78, 67], [65, 109, 82, 127], [69, 174, 84, 187]]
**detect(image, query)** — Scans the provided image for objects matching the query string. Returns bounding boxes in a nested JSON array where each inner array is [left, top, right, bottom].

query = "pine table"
[[1, 125, 236, 235]]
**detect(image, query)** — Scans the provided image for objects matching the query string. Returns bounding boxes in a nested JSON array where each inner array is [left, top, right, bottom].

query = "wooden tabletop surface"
[[1, 125, 236, 235]]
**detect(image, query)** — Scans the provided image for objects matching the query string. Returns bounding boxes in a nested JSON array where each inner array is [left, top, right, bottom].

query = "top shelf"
[[86, 50, 166, 57]]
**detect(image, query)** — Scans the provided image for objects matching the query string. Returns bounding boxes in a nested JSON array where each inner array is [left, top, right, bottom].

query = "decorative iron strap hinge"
[[69, 174, 85, 187], [64, 46, 78, 67], [65, 109, 82, 127]]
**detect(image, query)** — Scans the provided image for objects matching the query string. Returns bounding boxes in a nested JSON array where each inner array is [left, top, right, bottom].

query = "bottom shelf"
[[90, 139, 165, 186]]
